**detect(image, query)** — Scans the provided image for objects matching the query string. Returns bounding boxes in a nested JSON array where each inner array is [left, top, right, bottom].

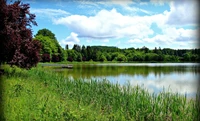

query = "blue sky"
[[22, 0, 199, 49]]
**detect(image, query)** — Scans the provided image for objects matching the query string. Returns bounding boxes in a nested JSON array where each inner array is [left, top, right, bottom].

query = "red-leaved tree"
[[0, 0, 41, 69]]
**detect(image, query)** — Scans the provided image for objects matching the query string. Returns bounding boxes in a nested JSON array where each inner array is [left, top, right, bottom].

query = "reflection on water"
[[45, 63, 199, 98]]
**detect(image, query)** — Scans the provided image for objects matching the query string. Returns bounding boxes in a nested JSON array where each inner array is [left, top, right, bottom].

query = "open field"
[[1, 65, 199, 120]]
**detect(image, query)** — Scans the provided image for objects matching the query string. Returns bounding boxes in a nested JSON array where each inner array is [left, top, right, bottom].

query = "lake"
[[43, 63, 199, 98]]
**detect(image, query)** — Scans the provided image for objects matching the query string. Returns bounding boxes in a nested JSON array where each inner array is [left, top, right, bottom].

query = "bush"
[[41, 54, 51, 62], [67, 57, 73, 62], [51, 54, 60, 62]]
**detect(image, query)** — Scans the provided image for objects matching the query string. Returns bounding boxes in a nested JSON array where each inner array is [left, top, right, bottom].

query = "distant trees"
[[61, 44, 200, 62], [34, 28, 200, 63], [0, 0, 41, 69]]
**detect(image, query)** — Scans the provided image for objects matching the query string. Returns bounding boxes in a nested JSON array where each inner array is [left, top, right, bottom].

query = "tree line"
[[34, 29, 200, 63], [1, 0, 198, 70]]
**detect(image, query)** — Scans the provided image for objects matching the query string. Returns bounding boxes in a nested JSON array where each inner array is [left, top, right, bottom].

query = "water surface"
[[44, 63, 199, 98]]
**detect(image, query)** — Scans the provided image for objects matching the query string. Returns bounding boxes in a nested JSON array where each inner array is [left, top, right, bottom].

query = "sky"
[[21, 0, 199, 49]]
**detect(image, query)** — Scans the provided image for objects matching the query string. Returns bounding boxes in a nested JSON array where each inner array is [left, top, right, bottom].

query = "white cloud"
[[59, 32, 80, 47], [127, 39, 143, 43], [53, 6, 198, 49], [129, 74, 198, 96], [142, 28, 199, 48], [44, 1, 198, 49], [54, 8, 154, 39], [31, 8, 70, 18], [165, 0, 199, 25]]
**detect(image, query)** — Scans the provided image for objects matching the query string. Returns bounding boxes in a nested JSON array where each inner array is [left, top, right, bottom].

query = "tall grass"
[[1, 65, 199, 120]]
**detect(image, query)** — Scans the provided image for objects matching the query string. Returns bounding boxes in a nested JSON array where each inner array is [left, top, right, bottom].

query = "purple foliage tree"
[[41, 54, 51, 62], [0, 0, 41, 69]]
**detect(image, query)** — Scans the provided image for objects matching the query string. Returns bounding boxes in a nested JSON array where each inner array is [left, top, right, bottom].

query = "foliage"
[[34, 35, 58, 54], [51, 54, 60, 62], [61, 44, 200, 62], [34, 28, 65, 62], [2, 65, 200, 120], [35, 28, 57, 40], [0, 0, 41, 69], [66, 50, 78, 62], [41, 54, 51, 62], [33, 27, 200, 63], [99, 54, 107, 62]]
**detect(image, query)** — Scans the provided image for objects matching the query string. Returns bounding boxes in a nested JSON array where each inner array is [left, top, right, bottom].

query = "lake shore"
[[40, 62, 199, 99], [1, 65, 199, 120]]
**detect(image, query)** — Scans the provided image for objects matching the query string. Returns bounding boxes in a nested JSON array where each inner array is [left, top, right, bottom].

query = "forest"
[[34, 28, 200, 63]]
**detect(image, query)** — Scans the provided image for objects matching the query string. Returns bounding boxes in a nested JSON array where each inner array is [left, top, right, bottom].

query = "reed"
[[1, 65, 199, 120]]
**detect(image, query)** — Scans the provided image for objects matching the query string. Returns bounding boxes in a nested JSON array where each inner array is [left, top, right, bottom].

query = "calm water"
[[43, 63, 199, 98]]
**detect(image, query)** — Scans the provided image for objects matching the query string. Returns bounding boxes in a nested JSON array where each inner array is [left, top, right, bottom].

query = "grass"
[[1, 65, 200, 120]]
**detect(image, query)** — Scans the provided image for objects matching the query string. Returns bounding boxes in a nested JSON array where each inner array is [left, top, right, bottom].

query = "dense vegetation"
[[67, 45, 200, 62], [0, 0, 41, 69], [1, 65, 199, 120], [34, 29, 200, 63]]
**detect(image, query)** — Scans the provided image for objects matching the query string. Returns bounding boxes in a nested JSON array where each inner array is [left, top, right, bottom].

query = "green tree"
[[111, 52, 119, 61], [86, 46, 92, 61], [67, 50, 78, 62], [72, 44, 81, 53], [34, 28, 64, 62], [77, 53, 82, 62], [99, 54, 107, 62], [34, 35, 57, 54], [132, 53, 144, 61], [65, 44, 69, 50], [183, 52, 191, 61], [105, 53, 112, 61], [115, 54, 127, 62], [81, 45, 87, 61], [35, 28, 56, 40]]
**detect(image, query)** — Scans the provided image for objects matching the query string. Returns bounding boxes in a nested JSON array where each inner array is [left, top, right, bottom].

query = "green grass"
[[1, 65, 200, 120]]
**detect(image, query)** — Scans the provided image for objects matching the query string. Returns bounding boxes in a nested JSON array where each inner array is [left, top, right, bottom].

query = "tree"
[[99, 54, 107, 62], [86, 46, 92, 61], [34, 28, 64, 62], [34, 35, 56, 54], [51, 54, 60, 62], [67, 50, 78, 62], [77, 53, 82, 62], [105, 53, 112, 61], [153, 47, 158, 54], [0, 0, 41, 69], [81, 45, 87, 58], [35, 28, 56, 40], [183, 52, 191, 61], [72, 44, 81, 53], [65, 44, 69, 50], [41, 53, 51, 62], [116, 54, 127, 62]]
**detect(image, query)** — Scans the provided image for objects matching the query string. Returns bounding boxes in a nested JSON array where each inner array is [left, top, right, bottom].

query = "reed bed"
[[1, 65, 199, 120]]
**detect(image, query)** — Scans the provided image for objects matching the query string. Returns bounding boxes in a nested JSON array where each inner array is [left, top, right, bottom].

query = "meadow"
[[1, 64, 199, 120]]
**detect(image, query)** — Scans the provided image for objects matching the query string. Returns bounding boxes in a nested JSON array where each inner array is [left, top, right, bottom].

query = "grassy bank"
[[1, 65, 199, 120]]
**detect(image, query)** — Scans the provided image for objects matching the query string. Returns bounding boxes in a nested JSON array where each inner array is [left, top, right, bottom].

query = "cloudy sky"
[[24, 0, 199, 49]]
